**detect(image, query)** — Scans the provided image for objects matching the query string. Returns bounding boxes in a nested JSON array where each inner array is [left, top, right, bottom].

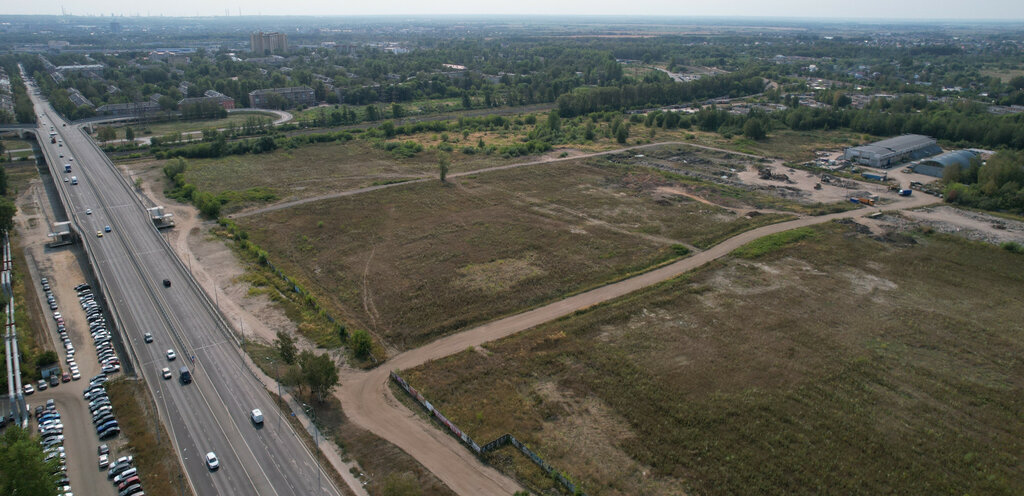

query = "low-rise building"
[[95, 101, 161, 117], [248, 86, 315, 109], [178, 90, 235, 110]]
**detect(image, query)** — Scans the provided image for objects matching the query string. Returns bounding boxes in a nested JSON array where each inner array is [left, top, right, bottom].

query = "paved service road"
[[25, 73, 339, 496]]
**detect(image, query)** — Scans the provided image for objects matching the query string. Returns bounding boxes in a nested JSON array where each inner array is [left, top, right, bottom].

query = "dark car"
[[50, 375, 60, 387], [162, 279, 171, 288]]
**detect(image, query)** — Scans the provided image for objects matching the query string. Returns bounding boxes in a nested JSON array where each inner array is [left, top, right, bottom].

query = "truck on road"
[[64, 164, 71, 173]]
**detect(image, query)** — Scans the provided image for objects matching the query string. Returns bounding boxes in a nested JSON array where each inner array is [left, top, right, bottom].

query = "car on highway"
[[166, 349, 176, 361], [161, 367, 171, 380], [104, 225, 111, 233], [162, 279, 171, 287], [86, 208, 92, 215], [144, 332, 153, 343], [250, 408, 264, 425], [205, 451, 219, 470], [97, 230, 103, 237]]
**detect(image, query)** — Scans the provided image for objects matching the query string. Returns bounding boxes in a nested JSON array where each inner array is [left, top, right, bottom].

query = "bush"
[[1001, 241, 1024, 254], [349, 330, 373, 359], [733, 227, 817, 258]]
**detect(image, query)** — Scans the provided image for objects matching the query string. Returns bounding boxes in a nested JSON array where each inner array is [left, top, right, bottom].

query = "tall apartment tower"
[[250, 31, 288, 54]]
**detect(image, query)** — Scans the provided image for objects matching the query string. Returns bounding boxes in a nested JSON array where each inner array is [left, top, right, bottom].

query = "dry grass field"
[[237, 152, 795, 351], [402, 222, 1024, 496], [171, 140, 528, 212]]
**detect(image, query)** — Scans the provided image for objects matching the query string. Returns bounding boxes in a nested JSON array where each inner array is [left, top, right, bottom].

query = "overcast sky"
[[6, 0, 1024, 20]]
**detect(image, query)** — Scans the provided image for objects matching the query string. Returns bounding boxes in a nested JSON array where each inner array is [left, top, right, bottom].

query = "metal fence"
[[390, 371, 585, 495]]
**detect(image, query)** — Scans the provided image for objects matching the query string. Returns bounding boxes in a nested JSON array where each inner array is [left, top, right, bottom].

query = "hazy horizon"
[[4, 0, 1024, 21]]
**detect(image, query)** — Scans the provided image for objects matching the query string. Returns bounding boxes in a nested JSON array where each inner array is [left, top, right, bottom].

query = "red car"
[[61, 372, 71, 383]]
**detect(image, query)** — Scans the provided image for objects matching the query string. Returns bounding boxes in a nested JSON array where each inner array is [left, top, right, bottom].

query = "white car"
[[161, 367, 171, 380], [250, 408, 263, 425], [86, 209, 92, 215], [205, 451, 219, 470], [166, 349, 176, 361]]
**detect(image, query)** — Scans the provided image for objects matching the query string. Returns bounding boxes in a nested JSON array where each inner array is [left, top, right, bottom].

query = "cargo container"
[[898, 189, 912, 196]]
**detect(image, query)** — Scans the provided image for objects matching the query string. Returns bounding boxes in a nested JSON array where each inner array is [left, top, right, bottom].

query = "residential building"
[[251, 31, 288, 54], [248, 86, 315, 109]]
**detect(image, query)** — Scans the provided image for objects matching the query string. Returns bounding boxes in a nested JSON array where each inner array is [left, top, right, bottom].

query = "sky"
[[6, 0, 1024, 20]]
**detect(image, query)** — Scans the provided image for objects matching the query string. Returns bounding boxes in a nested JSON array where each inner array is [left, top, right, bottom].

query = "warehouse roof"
[[848, 134, 937, 157], [913, 150, 979, 177]]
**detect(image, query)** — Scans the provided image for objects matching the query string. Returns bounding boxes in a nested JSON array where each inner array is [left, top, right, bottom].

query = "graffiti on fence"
[[390, 372, 584, 495]]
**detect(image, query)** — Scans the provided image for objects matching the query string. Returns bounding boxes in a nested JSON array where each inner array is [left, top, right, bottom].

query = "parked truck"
[[898, 189, 912, 196], [851, 197, 875, 206]]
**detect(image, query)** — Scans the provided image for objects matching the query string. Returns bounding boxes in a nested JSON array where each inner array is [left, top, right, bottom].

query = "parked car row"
[[76, 283, 122, 375], [83, 374, 121, 440], [105, 448, 145, 496], [35, 399, 73, 495]]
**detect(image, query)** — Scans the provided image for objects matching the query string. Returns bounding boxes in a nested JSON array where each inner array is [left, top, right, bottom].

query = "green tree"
[[615, 124, 629, 144], [349, 330, 373, 359], [0, 427, 60, 496], [0, 198, 16, 233], [438, 153, 450, 183], [124, 126, 135, 143], [276, 331, 297, 365], [298, 351, 338, 403], [34, 351, 57, 369], [461, 92, 472, 109], [547, 110, 561, 132], [0, 165, 8, 196], [743, 118, 768, 140], [391, 103, 404, 119], [97, 126, 117, 142]]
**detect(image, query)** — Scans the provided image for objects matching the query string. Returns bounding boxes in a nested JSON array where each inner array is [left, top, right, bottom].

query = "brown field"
[[160, 141, 528, 212], [402, 222, 1024, 496], [238, 152, 796, 351]]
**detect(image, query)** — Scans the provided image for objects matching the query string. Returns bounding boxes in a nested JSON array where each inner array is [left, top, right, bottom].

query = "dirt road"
[[336, 193, 939, 495]]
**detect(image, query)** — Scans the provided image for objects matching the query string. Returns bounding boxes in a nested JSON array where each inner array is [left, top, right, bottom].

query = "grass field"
[[238, 153, 797, 351], [165, 140, 520, 212], [402, 222, 1024, 496], [686, 128, 870, 163], [981, 67, 1024, 82]]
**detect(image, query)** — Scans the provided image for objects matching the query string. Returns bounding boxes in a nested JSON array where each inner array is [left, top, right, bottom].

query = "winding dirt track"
[[336, 192, 938, 495]]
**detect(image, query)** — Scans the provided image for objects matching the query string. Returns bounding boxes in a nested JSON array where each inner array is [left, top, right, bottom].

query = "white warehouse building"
[[844, 134, 942, 168]]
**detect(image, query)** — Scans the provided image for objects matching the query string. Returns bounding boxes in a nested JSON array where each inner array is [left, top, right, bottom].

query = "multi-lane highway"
[[24, 71, 339, 496]]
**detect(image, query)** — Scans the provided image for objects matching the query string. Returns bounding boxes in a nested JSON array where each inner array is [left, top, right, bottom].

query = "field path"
[[231, 140, 760, 219], [336, 192, 939, 495]]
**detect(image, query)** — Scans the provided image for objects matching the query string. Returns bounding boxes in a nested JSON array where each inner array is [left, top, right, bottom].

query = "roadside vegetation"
[[404, 221, 1024, 495], [0, 427, 61, 495], [105, 379, 192, 496], [245, 342, 455, 496]]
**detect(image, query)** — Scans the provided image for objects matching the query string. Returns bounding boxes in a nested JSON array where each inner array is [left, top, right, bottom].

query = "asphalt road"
[[25, 75, 339, 496]]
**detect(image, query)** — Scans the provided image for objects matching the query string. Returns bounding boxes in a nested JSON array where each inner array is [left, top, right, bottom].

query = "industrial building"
[[250, 31, 288, 54], [844, 134, 941, 168], [912, 150, 979, 178], [248, 86, 315, 109]]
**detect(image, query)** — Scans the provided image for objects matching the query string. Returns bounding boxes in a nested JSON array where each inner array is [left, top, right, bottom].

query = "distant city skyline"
[[5, 0, 1024, 20]]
